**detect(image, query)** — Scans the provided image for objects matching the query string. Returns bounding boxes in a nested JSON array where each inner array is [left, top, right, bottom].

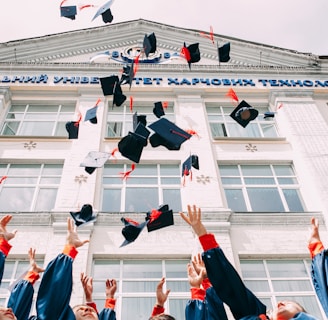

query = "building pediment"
[[0, 19, 321, 70]]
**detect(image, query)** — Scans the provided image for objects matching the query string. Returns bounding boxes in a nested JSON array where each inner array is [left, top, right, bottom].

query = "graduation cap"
[[153, 102, 165, 118], [218, 42, 231, 63], [133, 112, 147, 131], [92, 0, 114, 23], [145, 204, 174, 232], [181, 42, 201, 69], [85, 99, 101, 124], [143, 32, 157, 57], [230, 100, 259, 128], [113, 83, 127, 107], [65, 121, 79, 139], [60, 5, 77, 20], [149, 118, 192, 150], [80, 151, 109, 174], [119, 65, 133, 86], [100, 76, 126, 107], [264, 111, 275, 119], [182, 155, 199, 176], [70, 204, 96, 227], [118, 123, 150, 163], [120, 218, 147, 247]]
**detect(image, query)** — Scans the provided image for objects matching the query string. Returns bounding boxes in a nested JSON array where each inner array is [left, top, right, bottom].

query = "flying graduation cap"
[[100, 76, 126, 107], [143, 32, 157, 57], [60, 1, 77, 20], [118, 123, 150, 163], [80, 151, 110, 174], [120, 217, 148, 247], [133, 112, 147, 131], [92, 0, 114, 23], [227, 89, 259, 128], [153, 101, 168, 118], [119, 65, 132, 86], [145, 204, 174, 232], [84, 99, 101, 124], [70, 204, 97, 227], [218, 42, 231, 63], [182, 155, 199, 177], [181, 42, 201, 69], [65, 112, 82, 139], [149, 118, 192, 150]]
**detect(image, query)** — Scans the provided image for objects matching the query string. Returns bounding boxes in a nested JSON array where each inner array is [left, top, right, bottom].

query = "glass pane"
[[132, 165, 157, 175], [227, 123, 248, 137], [261, 123, 278, 137], [35, 188, 57, 211], [93, 260, 120, 279], [163, 189, 181, 212], [42, 164, 63, 175], [244, 178, 275, 185], [4, 177, 38, 184], [125, 188, 158, 212], [277, 178, 297, 184], [165, 260, 189, 278], [243, 123, 261, 137], [225, 189, 247, 212], [122, 281, 158, 292], [283, 189, 304, 212], [121, 297, 155, 320], [2, 261, 14, 278], [241, 165, 272, 176], [221, 177, 241, 184], [210, 123, 226, 137], [16, 261, 30, 277], [9, 105, 26, 112], [60, 104, 76, 112], [160, 165, 180, 176], [247, 188, 284, 212], [267, 260, 308, 277], [28, 105, 58, 112], [122, 260, 161, 278], [55, 122, 69, 136], [102, 189, 121, 212], [20, 122, 54, 136], [240, 260, 266, 277], [244, 280, 270, 292], [39, 177, 61, 184], [219, 165, 239, 176], [8, 164, 40, 175], [126, 177, 157, 184], [161, 177, 180, 184], [103, 164, 124, 175], [107, 122, 123, 137], [272, 280, 313, 292], [2, 122, 19, 135], [103, 177, 122, 184], [166, 281, 189, 292], [169, 299, 189, 320], [273, 165, 294, 176], [0, 187, 34, 211]]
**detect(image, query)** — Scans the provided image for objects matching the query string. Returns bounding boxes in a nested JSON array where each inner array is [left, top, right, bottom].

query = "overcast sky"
[[0, 0, 327, 55]]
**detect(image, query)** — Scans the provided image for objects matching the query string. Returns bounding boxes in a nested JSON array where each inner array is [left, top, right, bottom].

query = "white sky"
[[0, 0, 327, 55]]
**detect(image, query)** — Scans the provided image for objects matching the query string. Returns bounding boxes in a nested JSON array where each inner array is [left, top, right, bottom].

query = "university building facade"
[[0, 19, 327, 319]]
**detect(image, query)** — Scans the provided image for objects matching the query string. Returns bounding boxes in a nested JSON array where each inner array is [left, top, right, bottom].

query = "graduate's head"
[[0, 307, 17, 320], [148, 314, 175, 320], [272, 300, 306, 320], [72, 304, 98, 320]]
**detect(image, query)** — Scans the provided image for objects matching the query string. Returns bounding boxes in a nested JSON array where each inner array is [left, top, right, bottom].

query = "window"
[[92, 259, 189, 320], [207, 105, 278, 138], [219, 164, 304, 212], [0, 257, 44, 310], [240, 259, 326, 319], [0, 164, 63, 212], [1, 103, 76, 136], [102, 164, 181, 212], [106, 103, 174, 138]]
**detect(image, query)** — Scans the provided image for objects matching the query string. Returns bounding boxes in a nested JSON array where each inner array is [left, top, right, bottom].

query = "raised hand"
[[0, 215, 17, 241], [105, 279, 117, 299], [179, 205, 207, 237], [192, 253, 207, 280], [81, 272, 93, 302], [155, 277, 171, 307], [308, 217, 321, 244], [187, 262, 206, 288], [66, 218, 89, 248], [28, 248, 44, 274]]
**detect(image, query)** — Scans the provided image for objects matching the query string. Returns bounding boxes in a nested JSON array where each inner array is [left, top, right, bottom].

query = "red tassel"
[[162, 101, 168, 109], [130, 96, 133, 112], [60, 0, 67, 7], [95, 98, 101, 106], [133, 54, 140, 75], [0, 176, 7, 184], [148, 210, 162, 223], [226, 88, 239, 102], [125, 218, 139, 226], [119, 164, 136, 180], [185, 129, 199, 138], [199, 26, 214, 44], [170, 129, 190, 140], [277, 103, 283, 110], [79, 4, 94, 10], [74, 112, 82, 127], [111, 148, 118, 157]]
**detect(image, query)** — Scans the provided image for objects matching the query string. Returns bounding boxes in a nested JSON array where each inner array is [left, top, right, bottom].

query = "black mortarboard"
[[118, 123, 150, 163], [100, 75, 119, 96], [119, 65, 133, 86], [153, 102, 165, 118], [230, 100, 259, 128], [145, 204, 174, 232], [70, 204, 96, 227], [182, 155, 199, 176], [133, 112, 147, 131], [218, 42, 231, 63], [113, 82, 127, 107], [264, 111, 275, 119], [80, 151, 109, 175], [60, 5, 77, 20], [92, 0, 114, 23], [182, 42, 201, 69], [143, 33, 157, 57], [65, 121, 79, 139], [120, 218, 147, 247], [84, 106, 98, 124], [149, 118, 192, 150]]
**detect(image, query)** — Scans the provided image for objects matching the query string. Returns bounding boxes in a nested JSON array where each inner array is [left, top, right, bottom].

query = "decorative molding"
[[196, 175, 211, 184], [74, 174, 88, 184], [245, 143, 257, 152], [23, 141, 37, 150]]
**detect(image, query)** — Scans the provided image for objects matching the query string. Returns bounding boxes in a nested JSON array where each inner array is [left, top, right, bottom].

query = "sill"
[[0, 135, 68, 141], [213, 137, 286, 142]]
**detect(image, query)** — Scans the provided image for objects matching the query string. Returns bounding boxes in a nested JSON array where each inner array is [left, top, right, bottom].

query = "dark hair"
[[148, 314, 176, 320]]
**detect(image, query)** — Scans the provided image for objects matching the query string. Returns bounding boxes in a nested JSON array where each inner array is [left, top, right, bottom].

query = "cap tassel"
[[226, 88, 239, 102], [185, 129, 199, 138], [74, 112, 82, 127], [130, 96, 134, 112], [119, 164, 136, 180], [148, 209, 162, 223], [125, 218, 139, 226], [170, 129, 190, 140], [162, 101, 168, 109], [199, 26, 214, 44], [60, 0, 67, 7], [277, 103, 284, 110], [180, 47, 191, 62], [79, 4, 95, 10], [0, 176, 7, 184]]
